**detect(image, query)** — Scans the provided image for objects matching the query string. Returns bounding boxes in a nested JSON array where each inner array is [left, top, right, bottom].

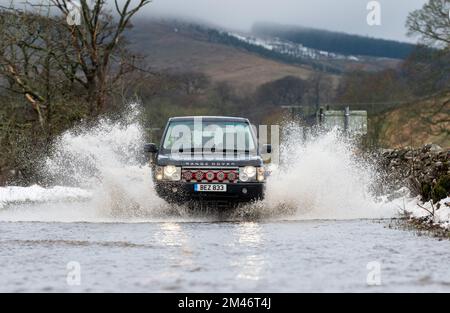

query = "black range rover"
[[145, 116, 271, 205]]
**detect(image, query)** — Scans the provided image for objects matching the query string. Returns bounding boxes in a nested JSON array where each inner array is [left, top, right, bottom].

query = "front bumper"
[[155, 181, 265, 204]]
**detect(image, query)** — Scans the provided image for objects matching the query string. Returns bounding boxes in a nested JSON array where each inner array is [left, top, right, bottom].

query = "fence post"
[[344, 106, 350, 132]]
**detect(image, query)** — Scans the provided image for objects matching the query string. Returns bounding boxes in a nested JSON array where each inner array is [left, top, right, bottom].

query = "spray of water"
[[0, 105, 401, 222], [1, 104, 169, 222], [264, 127, 395, 220]]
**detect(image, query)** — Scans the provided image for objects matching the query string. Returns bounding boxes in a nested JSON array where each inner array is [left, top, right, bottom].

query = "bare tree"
[[406, 0, 450, 137], [256, 76, 309, 107], [0, 8, 60, 129], [306, 72, 334, 112], [406, 0, 450, 48], [0, 0, 151, 123], [49, 0, 151, 114]]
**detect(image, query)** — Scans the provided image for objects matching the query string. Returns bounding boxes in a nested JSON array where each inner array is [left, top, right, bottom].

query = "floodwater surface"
[[1, 218, 449, 292]]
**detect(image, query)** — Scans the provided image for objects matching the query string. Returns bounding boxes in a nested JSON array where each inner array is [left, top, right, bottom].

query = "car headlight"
[[164, 165, 177, 176], [156, 165, 181, 181], [257, 167, 265, 182], [239, 166, 257, 182]]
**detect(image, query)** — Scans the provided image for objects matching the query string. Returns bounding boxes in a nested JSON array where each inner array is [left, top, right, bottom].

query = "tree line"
[[252, 22, 418, 59]]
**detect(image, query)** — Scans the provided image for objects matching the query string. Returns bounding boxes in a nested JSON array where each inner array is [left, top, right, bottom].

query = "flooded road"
[[1, 219, 450, 292]]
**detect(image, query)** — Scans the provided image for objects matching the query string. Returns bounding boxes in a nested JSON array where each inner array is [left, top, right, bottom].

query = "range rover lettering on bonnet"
[[183, 162, 237, 167]]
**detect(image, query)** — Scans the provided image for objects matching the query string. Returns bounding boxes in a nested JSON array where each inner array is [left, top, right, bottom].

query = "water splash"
[[0, 104, 169, 222], [0, 107, 401, 222], [261, 127, 397, 220]]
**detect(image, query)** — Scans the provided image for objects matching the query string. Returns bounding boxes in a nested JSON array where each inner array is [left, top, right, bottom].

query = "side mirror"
[[261, 144, 272, 154], [144, 143, 158, 153]]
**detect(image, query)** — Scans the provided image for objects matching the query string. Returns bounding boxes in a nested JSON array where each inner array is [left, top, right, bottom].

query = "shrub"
[[431, 175, 450, 203]]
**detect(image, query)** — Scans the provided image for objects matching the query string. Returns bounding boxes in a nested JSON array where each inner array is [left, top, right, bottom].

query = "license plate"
[[194, 184, 227, 192]]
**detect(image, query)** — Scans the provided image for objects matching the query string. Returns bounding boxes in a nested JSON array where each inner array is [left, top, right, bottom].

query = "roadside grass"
[[389, 215, 450, 240]]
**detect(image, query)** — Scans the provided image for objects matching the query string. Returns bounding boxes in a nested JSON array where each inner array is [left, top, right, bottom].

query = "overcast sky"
[[1, 0, 428, 42], [136, 0, 427, 42]]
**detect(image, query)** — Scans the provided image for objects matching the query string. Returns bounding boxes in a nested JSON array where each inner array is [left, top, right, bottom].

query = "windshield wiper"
[[219, 149, 251, 153], [177, 147, 194, 153]]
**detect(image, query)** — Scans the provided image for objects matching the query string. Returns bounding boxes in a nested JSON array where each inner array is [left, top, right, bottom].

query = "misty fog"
[[133, 0, 426, 42]]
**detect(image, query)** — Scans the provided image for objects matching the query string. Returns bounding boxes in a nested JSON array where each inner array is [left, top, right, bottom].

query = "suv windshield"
[[162, 120, 256, 154]]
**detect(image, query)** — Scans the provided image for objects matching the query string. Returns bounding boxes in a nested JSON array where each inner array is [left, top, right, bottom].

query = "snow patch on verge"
[[399, 195, 450, 230], [0, 185, 92, 209]]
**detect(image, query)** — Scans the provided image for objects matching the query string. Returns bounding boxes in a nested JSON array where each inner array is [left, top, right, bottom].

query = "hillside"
[[371, 94, 450, 148], [128, 19, 321, 91], [127, 19, 404, 91], [208, 29, 402, 73]]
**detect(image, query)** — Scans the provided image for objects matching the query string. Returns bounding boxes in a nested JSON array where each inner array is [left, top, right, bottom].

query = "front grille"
[[182, 168, 239, 183]]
